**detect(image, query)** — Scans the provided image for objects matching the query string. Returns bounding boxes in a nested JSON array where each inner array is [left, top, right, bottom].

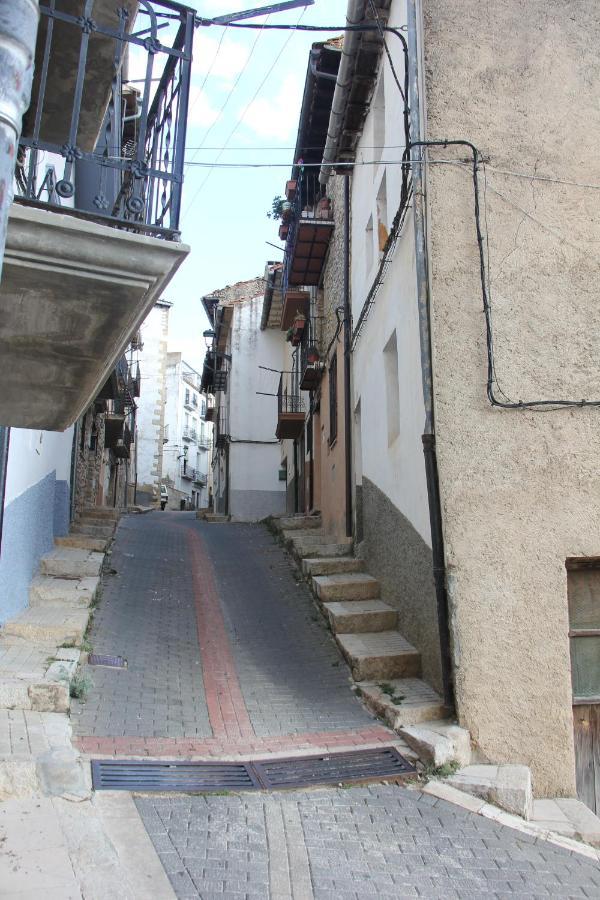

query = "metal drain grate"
[[91, 747, 414, 793], [92, 760, 261, 792], [253, 747, 413, 789], [88, 654, 127, 668]]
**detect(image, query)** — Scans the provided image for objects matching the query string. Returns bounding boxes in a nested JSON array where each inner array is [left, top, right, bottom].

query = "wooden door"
[[568, 562, 600, 812]]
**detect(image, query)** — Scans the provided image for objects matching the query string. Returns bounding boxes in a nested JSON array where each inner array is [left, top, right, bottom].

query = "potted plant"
[[279, 222, 289, 241], [267, 196, 293, 223], [285, 179, 297, 200], [285, 327, 294, 343], [307, 345, 320, 365], [316, 196, 331, 219]]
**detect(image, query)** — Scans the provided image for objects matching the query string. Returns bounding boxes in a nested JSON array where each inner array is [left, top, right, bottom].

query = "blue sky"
[[164, 0, 348, 370]]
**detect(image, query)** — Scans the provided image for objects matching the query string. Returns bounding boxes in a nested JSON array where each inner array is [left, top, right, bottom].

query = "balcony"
[[276, 373, 305, 441], [300, 316, 324, 392], [182, 429, 192, 442], [190, 429, 198, 443], [181, 464, 193, 480], [282, 172, 334, 294], [0, 1, 192, 430], [194, 471, 208, 486], [205, 397, 216, 422], [215, 406, 229, 449], [104, 406, 133, 460]]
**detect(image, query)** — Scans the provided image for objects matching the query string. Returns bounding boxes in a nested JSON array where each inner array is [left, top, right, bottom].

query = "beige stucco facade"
[[419, 0, 600, 796]]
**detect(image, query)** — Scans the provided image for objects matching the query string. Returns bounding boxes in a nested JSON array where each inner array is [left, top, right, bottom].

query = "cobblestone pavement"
[[136, 784, 600, 899], [74, 513, 386, 757], [200, 522, 373, 736], [72, 513, 212, 740]]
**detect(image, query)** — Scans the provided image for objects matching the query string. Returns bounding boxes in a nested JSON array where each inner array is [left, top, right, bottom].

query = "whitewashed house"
[[162, 354, 211, 510], [201, 279, 286, 521]]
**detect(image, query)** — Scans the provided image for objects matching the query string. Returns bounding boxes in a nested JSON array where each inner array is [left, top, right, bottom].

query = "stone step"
[[204, 514, 230, 523], [40, 547, 104, 579], [55, 534, 109, 553], [358, 678, 451, 728], [3, 605, 90, 646], [278, 515, 322, 531], [0, 645, 79, 713], [70, 521, 116, 538], [289, 533, 353, 560], [78, 507, 120, 521], [323, 600, 397, 634], [302, 556, 365, 577], [336, 631, 421, 682], [312, 573, 380, 602], [29, 576, 99, 608]]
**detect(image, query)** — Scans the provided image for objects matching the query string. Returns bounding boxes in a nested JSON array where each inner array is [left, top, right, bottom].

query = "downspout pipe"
[[343, 174, 353, 538], [319, 0, 365, 185], [0, 0, 39, 557], [407, 0, 454, 709]]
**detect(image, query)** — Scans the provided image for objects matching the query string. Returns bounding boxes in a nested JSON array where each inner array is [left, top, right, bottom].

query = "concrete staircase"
[[271, 514, 450, 729], [0, 507, 116, 713]]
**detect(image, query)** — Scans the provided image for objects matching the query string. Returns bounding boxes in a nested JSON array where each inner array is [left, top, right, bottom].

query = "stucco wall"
[[347, 0, 440, 688], [0, 426, 73, 623], [136, 302, 170, 505], [420, 0, 600, 795], [228, 296, 286, 521]]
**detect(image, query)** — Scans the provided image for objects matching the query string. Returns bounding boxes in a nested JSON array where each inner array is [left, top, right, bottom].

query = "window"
[[568, 563, 600, 701], [383, 330, 400, 445], [365, 215, 374, 274], [377, 172, 388, 253], [372, 72, 385, 165], [329, 352, 338, 445], [185, 389, 190, 406]]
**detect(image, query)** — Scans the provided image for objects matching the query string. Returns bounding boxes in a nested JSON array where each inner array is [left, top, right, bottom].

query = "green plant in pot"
[[267, 195, 293, 222], [285, 327, 294, 342]]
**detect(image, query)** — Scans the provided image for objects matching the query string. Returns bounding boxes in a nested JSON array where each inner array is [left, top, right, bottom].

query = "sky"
[[161, 0, 349, 370]]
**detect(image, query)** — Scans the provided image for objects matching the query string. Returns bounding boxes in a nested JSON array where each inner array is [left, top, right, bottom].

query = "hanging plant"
[[307, 345, 320, 364], [285, 327, 294, 342], [267, 196, 293, 222]]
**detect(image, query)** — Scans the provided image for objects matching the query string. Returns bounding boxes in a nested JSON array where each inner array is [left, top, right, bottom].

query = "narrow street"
[[68, 513, 600, 899]]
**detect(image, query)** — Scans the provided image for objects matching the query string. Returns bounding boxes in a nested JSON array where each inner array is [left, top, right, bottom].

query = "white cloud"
[[238, 73, 303, 140], [191, 33, 250, 84], [187, 86, 221, 128]]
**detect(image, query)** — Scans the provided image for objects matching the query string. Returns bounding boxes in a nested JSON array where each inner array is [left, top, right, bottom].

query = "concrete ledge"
[[400, 722, 471, 768], [447, 764, 532, 820]]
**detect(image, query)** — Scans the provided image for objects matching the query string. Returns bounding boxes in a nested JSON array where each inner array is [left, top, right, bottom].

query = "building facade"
[[202, 278, 286, 521], [163, 354, 210, 511], [135, 301, 172, 508]]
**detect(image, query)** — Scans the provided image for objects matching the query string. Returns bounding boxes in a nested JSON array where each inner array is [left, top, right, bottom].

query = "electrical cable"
[[182, 5, 308, 212], [368, 0, 405, 102]]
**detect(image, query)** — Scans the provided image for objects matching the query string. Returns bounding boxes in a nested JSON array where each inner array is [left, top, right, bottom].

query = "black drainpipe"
[[408, 0, 454, 709], [343, 174, 353, 539], [0, 426, 10, 557]]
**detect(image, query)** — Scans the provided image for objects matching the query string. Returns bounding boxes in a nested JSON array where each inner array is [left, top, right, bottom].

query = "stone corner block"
[[36, 748, 92, 802], [555, 798, 600, 847], [0, 757, 40, 801], [29, 680, 70, 714], [399, 722, 471, 768], [448, 763, 533, 820]]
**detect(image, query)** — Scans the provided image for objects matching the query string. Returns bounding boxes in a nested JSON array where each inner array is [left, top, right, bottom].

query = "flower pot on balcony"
[[285, 179, 297, 200], [286, 327, 294, 343], [279, 223, 289, 241], [316, 196, 331, 219], [307, 345, 320, 364]]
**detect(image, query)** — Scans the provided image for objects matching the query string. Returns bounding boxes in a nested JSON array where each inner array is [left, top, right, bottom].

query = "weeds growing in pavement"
[[378, 682, 405, 705], [70, 673, 93, 700]]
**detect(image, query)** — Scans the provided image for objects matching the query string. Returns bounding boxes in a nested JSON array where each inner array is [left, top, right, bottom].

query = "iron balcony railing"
[[277, 370, 303, 416], [180, 463, 193, 480], [215, 405, 229, 448], [299, 313, 323, 387], [193, 470, 207, 485], [16, 1, 194, 239], [182, 428, 192, 441], [282, 171, 334, 295], [190, 428, 197, 442]]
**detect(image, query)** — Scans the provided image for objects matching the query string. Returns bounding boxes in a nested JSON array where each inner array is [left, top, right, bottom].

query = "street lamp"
[[203, 329, 215, 351]]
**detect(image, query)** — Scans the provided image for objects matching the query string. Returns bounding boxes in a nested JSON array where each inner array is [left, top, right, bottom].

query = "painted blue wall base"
[[0, 472, 70, 625]]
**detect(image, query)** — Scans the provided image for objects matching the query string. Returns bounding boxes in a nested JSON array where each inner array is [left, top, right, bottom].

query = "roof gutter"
[[319, 0, 366, 186]]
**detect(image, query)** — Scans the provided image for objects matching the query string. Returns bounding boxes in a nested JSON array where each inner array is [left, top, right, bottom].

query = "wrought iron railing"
[[180, 462, 193, 479], [16, 0, 194, 239], [277, 368, 304, 416], [216, 405, 229, 447], [300, 313, 323, 381], [282, 171, 333, 294]]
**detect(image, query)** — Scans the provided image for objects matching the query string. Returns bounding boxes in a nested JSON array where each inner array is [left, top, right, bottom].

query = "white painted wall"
[[4, 427, 74, 506], [163, 354, 211, 508], [136, 302, 170, 503], [228, 296, 286, 520], [349, 0, 431, 544]]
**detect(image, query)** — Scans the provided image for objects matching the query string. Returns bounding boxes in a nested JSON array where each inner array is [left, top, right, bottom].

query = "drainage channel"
[[92, 747, 415, 792]]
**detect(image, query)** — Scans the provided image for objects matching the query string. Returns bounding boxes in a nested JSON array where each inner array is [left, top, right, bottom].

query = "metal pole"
[[343, 174, 353, 539], [0, 0, 39, 280], [0, 0, 39, 558], [407, 0, 454, 709]]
